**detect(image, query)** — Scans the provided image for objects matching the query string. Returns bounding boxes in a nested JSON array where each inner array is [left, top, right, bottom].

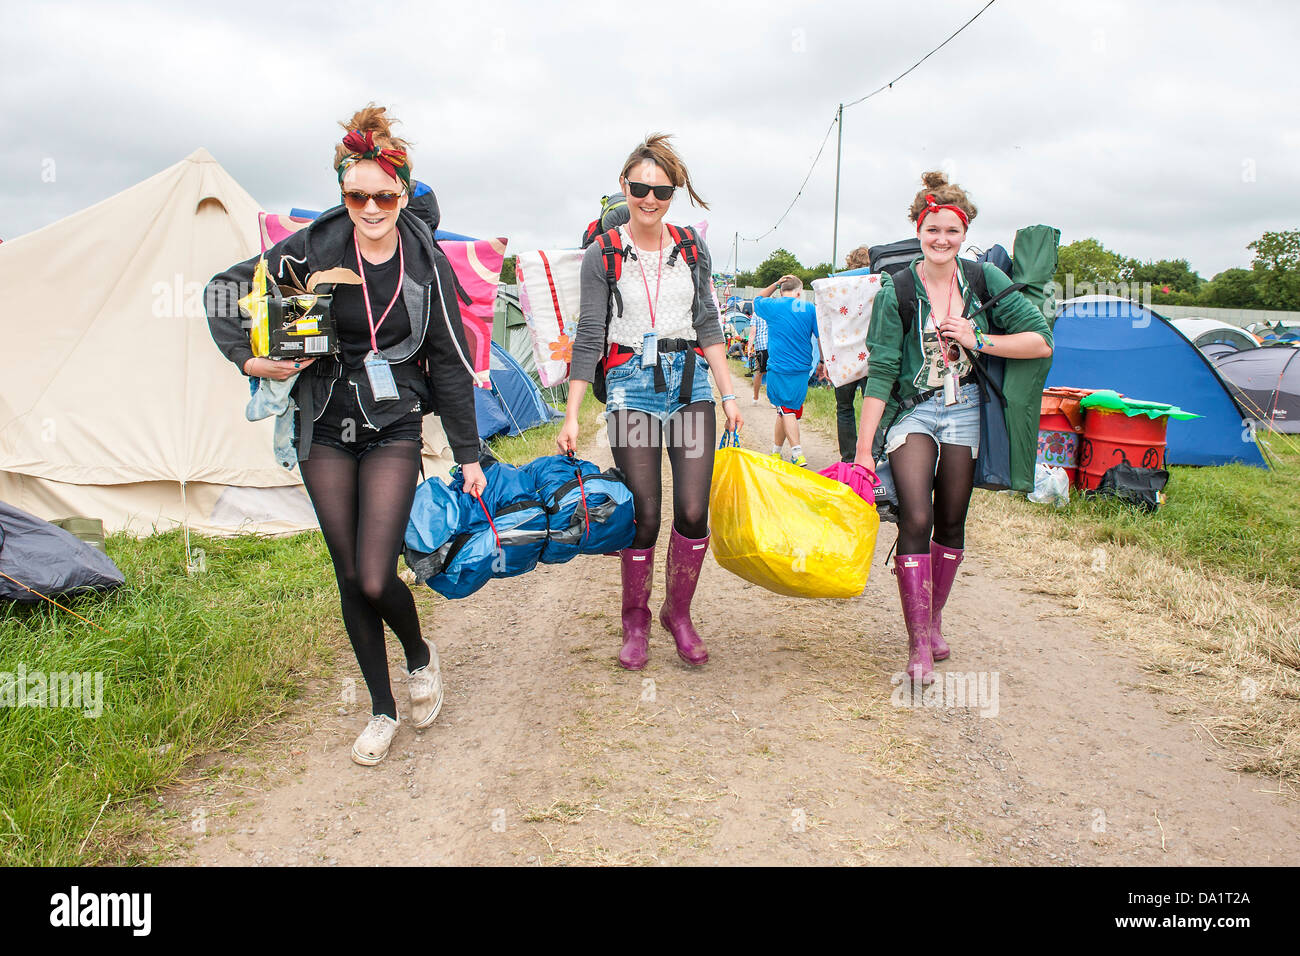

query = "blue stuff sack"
[[525, 454, 636, 563], [404, 461, 548, 599]]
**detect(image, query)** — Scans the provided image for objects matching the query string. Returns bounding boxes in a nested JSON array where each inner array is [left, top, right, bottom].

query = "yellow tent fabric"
[[0, 149, 452, 536]]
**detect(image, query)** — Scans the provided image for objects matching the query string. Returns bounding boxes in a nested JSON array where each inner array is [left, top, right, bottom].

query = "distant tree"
[[1198, 268, 1260, 309], [1054, 238, 1132, 294], [735, 270, 759, 288], [754, 248, 803, 287], [799, 262, 834, 285], [499, 256, 516, 285], [1247, 229, 1300, 310], [1130, 258, 1202, 293]]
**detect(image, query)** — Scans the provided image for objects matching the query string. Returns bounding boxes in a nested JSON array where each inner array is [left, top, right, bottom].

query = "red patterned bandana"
[[336, 129, 411, 189]]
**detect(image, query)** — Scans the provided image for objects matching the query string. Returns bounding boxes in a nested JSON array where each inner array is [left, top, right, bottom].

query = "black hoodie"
[[205, 205, 480, 464]]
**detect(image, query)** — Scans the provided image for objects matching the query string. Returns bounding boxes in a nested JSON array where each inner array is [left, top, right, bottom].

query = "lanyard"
[[633, 225, 665, 330], [353, 231, 406, 353], [918, 263, 960, 370]]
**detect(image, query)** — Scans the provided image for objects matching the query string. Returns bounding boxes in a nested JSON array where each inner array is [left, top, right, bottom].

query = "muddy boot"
[[894, 553, 934, 686], [658, 528, 710, 666], [618, 547, 654, 670], [929, 541, 964, 662]]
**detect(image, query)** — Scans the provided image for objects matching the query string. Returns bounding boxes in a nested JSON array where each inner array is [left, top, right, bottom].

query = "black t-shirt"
[[330, 237, 413, 369]]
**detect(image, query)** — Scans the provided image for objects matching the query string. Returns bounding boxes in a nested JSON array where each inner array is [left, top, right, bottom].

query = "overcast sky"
[[3, 0, 1296, 277]]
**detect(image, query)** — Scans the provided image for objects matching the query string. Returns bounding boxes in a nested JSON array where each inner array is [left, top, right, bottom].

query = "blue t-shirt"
[[753, 296, 818, 375]]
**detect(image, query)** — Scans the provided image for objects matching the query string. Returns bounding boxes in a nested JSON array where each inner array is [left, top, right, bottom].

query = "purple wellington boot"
[[618, 547, 654, 670], [929, 541, 964, 662], [658, 528, 711, 666], [893, 553, 934, 686]]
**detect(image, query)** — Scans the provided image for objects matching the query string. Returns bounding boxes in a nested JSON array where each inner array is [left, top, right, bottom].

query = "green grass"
[[486, 388, 600, 465], [0, 530, 342, 865]]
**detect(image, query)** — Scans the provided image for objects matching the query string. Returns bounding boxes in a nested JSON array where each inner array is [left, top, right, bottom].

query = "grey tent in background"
[[1214, 345, 1300, 434], [0, 502, 124, 603]]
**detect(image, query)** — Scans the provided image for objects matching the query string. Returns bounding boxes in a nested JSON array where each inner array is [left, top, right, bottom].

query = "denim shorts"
[[885, 382, 982, 458], [604, 349, 714, 424]]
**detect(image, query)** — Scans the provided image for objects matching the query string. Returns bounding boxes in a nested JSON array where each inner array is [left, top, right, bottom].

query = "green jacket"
[[865, 259, 1054, 491]]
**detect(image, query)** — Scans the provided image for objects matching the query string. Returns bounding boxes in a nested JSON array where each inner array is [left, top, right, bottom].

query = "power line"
[[843, 0, 997, 111], [737, 0, 999, 252], [738, 113, 839, 243]]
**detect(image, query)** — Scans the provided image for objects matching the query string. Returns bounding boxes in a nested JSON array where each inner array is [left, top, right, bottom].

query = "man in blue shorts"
[[753, 275, 824, 467]]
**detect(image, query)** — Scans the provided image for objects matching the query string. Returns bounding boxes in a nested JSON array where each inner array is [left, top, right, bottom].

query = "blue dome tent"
[[1047, 296, 1265, 467], [474, 340, 561, 441]]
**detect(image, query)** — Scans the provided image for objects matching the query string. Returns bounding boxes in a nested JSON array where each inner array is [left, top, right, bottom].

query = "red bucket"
[[1038, 388, 1093, 487], [1078, 409, 1169, 490]]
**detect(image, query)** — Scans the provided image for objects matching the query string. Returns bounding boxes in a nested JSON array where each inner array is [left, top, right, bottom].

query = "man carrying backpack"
[[753, 275, 823, 467]]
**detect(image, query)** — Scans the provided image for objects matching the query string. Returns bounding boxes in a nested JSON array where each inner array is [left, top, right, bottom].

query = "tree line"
[[498, 228, 1299, 313]]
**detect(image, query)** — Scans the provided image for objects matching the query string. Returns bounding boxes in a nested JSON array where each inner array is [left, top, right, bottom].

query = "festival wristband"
[[720, 394, 737, 403]]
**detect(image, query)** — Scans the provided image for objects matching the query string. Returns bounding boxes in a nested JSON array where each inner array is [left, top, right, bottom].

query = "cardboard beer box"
[[266, 292, 338, 359]]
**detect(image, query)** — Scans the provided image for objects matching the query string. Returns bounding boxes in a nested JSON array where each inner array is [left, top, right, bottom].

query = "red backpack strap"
[[663, 223, 704, 323], [664, 223, 699, 268], [593, 228, 627, 318]]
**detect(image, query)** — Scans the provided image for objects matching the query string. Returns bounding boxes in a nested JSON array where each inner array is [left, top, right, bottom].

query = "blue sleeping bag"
[[524, 455, 636, 563]]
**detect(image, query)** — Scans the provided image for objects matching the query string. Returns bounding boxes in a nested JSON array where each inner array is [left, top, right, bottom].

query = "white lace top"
[[607, 226, 697, 348]]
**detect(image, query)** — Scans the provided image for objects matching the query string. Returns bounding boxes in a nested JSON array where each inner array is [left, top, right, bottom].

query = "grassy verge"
[[0, 531, 341, 865]]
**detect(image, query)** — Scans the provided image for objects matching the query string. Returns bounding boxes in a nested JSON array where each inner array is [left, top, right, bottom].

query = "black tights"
[[610, 405, 716, 549], [889, 435, 976, 555], [299, 440, 429, 720]]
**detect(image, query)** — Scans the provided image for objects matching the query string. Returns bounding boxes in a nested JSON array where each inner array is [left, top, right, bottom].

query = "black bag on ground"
[[1093, 463, 1168, 512]]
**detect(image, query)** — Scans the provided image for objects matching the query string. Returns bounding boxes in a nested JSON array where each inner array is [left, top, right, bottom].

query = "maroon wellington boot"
[[658, 528, 710, 666], [929, 541, 964, 662], [618, 547, 654, 670], [893, 553, 934, 686]]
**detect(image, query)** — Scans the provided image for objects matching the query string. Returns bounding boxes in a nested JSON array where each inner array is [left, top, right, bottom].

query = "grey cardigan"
[[569, 227, 726, 383]]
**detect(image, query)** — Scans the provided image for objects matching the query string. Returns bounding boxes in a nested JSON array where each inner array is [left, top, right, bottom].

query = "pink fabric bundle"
[[817, 461, 881, 504]]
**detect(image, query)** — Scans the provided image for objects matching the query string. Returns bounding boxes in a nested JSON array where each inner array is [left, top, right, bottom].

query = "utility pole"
[[832, 103, 843, 271], [732, 231, 739, 275]]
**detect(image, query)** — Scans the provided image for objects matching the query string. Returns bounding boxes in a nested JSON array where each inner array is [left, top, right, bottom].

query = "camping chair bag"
[[515, 249, 584, 387], [810, 272, 882, 388]]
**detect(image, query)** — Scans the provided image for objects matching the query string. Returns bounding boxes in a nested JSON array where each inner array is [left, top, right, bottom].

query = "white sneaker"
[[352, 714, 399, 766], [407, 637, 444, 730]]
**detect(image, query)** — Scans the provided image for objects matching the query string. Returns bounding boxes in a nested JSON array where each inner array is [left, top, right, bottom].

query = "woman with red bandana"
[[206, 105, 485, 765], [855, 172, 1052, 686]]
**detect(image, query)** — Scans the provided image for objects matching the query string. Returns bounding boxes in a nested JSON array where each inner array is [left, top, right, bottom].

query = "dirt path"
[[166, 387, 1300, 866]]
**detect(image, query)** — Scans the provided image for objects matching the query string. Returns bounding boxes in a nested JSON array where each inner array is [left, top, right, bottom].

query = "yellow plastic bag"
[[709, 434, 880, 598], [237, 256, 272, 358]]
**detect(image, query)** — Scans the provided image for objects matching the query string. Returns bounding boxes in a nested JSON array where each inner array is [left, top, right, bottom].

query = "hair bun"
[[921, 170, 949, 189], [343, 103, 393, 137]]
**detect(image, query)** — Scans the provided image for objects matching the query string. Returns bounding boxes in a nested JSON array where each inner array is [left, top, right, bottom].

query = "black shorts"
[[294, 381, 423, 459], [754, 349, 769, 374]]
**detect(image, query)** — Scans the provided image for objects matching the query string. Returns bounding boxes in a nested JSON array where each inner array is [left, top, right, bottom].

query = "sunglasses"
[[341, 188, 406, 212], [625, 181, 675, 201]]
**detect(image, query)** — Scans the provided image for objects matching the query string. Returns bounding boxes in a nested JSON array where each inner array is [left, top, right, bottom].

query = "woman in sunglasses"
[[206, 105, 485, 766], [559, 134, 743, 670]]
